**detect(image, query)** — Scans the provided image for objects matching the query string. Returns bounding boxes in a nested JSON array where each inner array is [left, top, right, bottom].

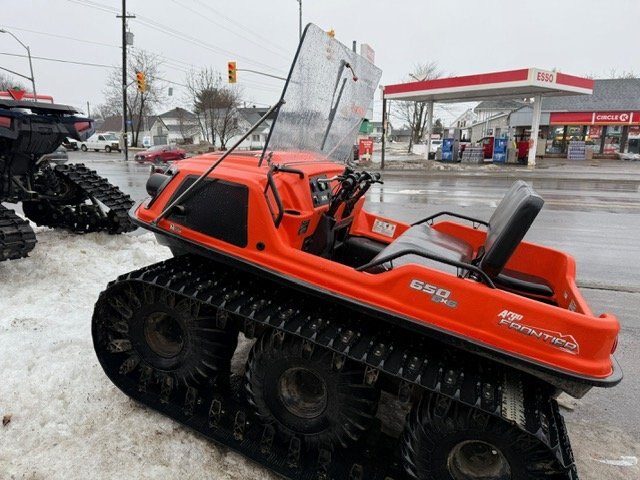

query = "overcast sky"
[[1, 0, 638, 125]]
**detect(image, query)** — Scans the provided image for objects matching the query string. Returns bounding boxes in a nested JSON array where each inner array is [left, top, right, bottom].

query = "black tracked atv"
[[92, 24, 620, 480], [0, 91, 136, 261]]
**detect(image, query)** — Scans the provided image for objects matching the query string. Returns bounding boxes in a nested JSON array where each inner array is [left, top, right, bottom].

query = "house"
[[474, 99, 528, 123], [98, 108, 203, 147], [448, 108, 476, 141], [469, 112, 511, 142], [468, 100, 528, 142], [392, 128, 412, 143], [97, 115, 154, 147], [149, 108, 201, 145], [370, 121, 394, 142], [226, 107, 276, 150]]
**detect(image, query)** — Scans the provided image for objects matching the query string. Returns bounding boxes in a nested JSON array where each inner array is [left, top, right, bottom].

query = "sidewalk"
[[371, 150, 640, 180]]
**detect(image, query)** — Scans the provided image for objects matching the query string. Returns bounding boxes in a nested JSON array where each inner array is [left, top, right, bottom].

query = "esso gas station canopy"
[[382, 68, 594, 165], [383, 68, 593, 103]]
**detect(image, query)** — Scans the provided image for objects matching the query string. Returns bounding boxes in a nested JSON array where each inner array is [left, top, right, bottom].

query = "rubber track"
[[94, 255, 578, 479], [28, 163, 136, 234], [0, 205, 36, 261]]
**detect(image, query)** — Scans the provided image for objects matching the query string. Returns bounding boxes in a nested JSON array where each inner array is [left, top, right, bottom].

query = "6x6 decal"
[[409, 279, 458, 308]]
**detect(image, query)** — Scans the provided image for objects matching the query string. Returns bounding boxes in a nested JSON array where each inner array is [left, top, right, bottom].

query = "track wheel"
[[93, 283, 238, 397], [245, 331, 379, 448], [402, 392, 569, 480]]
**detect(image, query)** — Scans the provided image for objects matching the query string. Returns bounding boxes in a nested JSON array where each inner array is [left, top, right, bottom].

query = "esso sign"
[[536, 71, 555, 83]]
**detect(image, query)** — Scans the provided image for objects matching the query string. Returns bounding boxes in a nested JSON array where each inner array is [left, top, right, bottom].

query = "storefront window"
[[586, 126, 601, 152], [628, 126, 640, 153], [549, 126, 565, 154], [604, 126, 621, 154]]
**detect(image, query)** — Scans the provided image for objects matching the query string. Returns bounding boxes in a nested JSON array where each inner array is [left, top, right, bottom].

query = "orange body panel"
[[136, 153, 619, 382]]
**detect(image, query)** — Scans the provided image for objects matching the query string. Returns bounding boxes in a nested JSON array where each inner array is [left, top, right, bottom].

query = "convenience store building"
[[509, 78, 640, 155]]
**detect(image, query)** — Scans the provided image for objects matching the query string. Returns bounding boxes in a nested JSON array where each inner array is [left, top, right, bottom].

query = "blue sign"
[[442, 138, 455, 161], [493, 138, 508, 163]]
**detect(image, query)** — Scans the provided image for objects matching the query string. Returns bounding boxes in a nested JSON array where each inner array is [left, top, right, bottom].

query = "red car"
[[134, 144, 186, 164]]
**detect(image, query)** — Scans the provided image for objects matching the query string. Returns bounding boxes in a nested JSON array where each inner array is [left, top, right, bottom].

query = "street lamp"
[[296, 0, 302, 40], [409, 73, 427, 82], [0, 29, 37, 98]]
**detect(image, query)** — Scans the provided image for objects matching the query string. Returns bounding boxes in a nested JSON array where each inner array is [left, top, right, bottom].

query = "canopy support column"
[[424, 100, 434, 160], [528, 94, 542, 166], [381, 96, 387, 169]]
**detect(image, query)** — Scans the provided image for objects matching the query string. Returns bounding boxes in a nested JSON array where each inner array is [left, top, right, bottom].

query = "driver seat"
[[367, 181, 552, 297]]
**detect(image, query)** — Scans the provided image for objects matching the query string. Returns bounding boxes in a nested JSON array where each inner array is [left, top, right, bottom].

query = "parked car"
[[62, 137, 79, 151], [134, 144, 186, 164], [37, 145, 68, 165], [429, 139, 442, 154], [80, 132, 121, 153]]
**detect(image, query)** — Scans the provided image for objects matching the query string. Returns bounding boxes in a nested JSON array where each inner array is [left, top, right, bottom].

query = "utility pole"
[[117, 1, 135, 161]]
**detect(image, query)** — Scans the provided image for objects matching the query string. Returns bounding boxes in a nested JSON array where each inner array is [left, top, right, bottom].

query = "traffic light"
[[136, 71, 146, 93], [228, 61, 237, 84]]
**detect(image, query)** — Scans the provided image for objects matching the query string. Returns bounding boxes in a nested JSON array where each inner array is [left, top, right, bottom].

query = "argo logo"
[[497, 310, 579, 354]]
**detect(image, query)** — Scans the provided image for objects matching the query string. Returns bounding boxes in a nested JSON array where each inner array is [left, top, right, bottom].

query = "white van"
[[80, 132, 121, 153]]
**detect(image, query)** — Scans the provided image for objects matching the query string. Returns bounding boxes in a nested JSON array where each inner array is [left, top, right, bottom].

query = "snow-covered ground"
[[0, 229, 276, 480], [1, 228, 638, 479]]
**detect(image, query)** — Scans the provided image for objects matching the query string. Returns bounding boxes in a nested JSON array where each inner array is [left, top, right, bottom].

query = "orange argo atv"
[[92, 24, 620, 480]]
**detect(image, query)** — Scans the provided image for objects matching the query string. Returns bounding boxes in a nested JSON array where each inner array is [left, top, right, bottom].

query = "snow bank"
[[0, 229, 275, 480]]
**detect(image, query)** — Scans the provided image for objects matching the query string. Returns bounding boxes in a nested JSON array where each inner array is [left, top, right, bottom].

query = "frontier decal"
[[497, 310, 579, 354]]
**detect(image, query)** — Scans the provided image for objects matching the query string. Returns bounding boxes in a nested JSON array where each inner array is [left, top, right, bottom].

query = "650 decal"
[[409, 279, 458, 308]]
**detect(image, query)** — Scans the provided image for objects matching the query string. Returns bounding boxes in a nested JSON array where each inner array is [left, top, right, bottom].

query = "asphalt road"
[[68, 151, 640, 479]]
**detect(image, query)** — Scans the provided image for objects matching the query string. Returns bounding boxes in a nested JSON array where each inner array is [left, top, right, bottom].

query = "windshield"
[[148, 145, 164, 152], [103, 133, 118, 141], [265, 24, 382, 163]]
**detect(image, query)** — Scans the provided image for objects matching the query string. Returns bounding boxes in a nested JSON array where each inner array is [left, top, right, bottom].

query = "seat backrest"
[[478, 180, 544, 277]]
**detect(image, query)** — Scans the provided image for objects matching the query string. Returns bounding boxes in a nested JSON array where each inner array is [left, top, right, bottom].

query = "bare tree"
[[186, 68, 218, 145], [102, 50, 167, 146], [212, 89, 242, 150], [607, 69, 637, 79], [392, 62, 442, 152], [93, 102, 119, 120], [186, 67, 242, 149], [0, 73, 28, 92]]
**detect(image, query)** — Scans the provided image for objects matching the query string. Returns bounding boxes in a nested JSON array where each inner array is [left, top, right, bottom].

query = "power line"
[[68, 0, 289, 75], [192, 0, 292, 55], [0, 51, 113, 68], [67, 0, 120, 15], [171, 0, 291, 62], [0, 24, 119, 49], [0, 21, 196, 77], [132, 16, 288, 74]]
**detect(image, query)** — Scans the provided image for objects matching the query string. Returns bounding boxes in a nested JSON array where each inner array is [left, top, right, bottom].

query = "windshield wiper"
[[320, 60, 359, 152]]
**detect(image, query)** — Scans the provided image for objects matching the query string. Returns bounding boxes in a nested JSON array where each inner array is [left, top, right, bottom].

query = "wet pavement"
[[68, 150, 640, 479]]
